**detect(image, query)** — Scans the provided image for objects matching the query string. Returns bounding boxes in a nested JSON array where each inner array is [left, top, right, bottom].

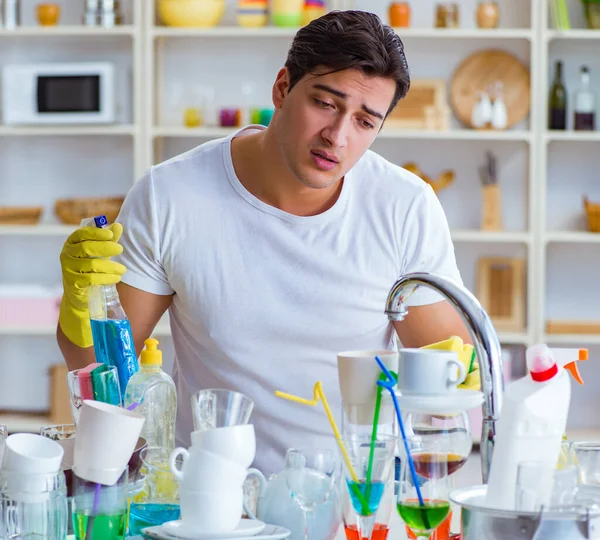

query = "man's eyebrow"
[[312, 83, 385, 120]]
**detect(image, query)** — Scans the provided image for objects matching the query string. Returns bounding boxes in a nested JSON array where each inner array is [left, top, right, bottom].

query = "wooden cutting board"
[[450, 49, 531, 129]]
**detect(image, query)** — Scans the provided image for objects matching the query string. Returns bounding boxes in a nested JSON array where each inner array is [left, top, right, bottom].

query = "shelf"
[[497, 332, 532, 345], [0, 225, 74, 236], [152, 26, 533, 40], [451, 230, 531, 243], [546, 29, 600, 41], [544, 334, 600, 345], [153, 126, 532, 142], [545, 131, 600, 143], [0, 125, 136, 137], [0, 25, 136, 37], [545, 232, 600, 244], [0, 412, 51, 433]]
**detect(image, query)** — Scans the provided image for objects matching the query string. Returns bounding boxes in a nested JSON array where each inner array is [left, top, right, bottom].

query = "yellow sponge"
[[420, 336, 481, 391]]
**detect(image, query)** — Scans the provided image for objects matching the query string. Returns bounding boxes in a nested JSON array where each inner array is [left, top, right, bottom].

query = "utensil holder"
[[481, 184, 502, 231]]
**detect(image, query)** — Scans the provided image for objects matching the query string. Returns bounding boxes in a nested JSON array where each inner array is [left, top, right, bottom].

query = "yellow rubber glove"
[[59, 223, 126, 348], [421, 336, 481, 391]]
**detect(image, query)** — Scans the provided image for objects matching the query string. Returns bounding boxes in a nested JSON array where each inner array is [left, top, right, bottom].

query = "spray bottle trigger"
[[564, 349, 589, 385]]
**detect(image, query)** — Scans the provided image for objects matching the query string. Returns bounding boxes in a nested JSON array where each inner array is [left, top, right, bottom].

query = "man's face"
[[271, 67, 396, 190]]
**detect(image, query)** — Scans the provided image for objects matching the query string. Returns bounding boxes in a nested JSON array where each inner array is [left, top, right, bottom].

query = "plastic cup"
[[67, 365, 121, 426], [2, 433, 64, 474], [73, 401, 144, 486], [191, 389, 254, 432]]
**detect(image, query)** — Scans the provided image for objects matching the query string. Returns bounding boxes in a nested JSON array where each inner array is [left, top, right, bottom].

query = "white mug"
[[397, 349, 467, 395], [179, 487, 244, 533], [190, 424, 256, 469], [2, 433, 63, 474], [169, 447, 262, 492]]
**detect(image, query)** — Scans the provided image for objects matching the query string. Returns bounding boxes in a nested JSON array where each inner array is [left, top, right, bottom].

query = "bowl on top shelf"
[[157, 0, 225, 28], [0, 206, 43, 225], [54, 196, 125, 226]]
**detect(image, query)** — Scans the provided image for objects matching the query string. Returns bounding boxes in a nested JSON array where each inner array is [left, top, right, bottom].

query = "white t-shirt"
[[116, 125, 462, 476]]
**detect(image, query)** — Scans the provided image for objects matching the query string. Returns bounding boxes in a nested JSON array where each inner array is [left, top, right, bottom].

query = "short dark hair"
[[284, 10, 410, 116]]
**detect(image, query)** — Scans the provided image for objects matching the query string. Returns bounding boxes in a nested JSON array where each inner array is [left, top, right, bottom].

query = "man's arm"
[[392, 301, 472, 348], [58, 283, 173, 371]]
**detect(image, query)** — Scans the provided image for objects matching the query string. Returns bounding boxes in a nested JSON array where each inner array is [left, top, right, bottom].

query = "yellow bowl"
[[158, 0, 226, 27]]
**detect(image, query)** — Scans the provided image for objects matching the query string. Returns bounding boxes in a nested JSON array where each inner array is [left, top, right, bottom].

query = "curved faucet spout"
[[386, 272, 504, 483]]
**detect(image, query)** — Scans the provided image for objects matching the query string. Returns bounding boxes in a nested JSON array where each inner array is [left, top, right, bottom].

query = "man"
[[58, 10, 470, 475]]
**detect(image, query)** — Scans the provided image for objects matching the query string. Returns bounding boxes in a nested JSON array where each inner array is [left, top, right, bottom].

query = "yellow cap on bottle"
[[140, 338, 162, 366]]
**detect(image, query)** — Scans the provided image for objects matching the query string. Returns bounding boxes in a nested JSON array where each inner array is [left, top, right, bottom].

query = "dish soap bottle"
[[484, 344, 588, 510], [83, 214, 139, 394], [124, 338, 177, 450]]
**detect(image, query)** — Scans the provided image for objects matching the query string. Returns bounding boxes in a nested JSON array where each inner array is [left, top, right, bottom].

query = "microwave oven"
[[1, 62, 116, 125]]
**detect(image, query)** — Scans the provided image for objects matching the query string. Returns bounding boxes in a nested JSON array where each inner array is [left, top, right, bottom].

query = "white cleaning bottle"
[[484, 344, 588, 510], [124, 338, 177, 450]]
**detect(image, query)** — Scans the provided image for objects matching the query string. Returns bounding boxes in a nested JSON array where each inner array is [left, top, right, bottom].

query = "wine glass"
[[397, 437, 451, 540], [284, 448, 338, 540], [403, 411, 472, 478], [341, 433, 396, 540]]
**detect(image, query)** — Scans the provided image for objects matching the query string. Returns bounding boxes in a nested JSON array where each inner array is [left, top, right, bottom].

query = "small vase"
[[476, 1, 499, 28], [389, 2, 411, 27]]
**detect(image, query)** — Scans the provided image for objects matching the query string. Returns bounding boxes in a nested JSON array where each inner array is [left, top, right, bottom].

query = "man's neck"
[[230, 128, 343, 217]]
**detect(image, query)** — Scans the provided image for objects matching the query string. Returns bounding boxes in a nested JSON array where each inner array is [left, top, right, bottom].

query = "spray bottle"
[[81, 214, 139, 393], [484, 344, 588, 510]]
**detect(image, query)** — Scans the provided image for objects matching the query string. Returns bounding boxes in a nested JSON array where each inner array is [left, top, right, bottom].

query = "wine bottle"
[[549, 60, 567, 130], [574, 65, 596, 131]]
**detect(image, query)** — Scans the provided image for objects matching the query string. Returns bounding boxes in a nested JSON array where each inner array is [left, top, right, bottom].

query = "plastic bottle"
[[124, 338, 177, 450], [484, 344, 588, 510], [82, 214, 139, 394]]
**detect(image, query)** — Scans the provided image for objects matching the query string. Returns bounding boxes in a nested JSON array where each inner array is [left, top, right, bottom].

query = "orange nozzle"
[[564, 362, 584, 385]]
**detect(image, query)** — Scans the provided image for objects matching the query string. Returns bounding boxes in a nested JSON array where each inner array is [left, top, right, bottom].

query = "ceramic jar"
[[476, 1, 499, 28]]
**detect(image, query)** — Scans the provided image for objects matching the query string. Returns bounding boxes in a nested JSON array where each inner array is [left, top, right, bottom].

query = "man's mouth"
[[311, 150, 338, 164]]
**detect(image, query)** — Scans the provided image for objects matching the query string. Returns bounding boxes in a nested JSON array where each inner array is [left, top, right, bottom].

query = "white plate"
[[142, 522, 290, 540], [159, 518, 266, 540], [395, 389, 484, 414]]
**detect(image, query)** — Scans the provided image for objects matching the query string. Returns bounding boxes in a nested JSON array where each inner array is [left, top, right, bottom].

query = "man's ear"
[[272, 67, 291, 109]]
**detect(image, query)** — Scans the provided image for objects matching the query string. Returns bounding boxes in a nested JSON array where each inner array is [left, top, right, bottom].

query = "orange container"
[[389, 2, 411, 27], [36, 3, 61, 26]]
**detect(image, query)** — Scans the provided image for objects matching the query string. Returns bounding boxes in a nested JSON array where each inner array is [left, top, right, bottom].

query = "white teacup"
[[397, 349, 467, 395], [169, 446, 262, 492], [178, 487, 244, 533], [190, 424, 256, 469]]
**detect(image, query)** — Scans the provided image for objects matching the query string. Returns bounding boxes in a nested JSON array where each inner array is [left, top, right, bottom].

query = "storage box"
[[0, 285, 62, 327]]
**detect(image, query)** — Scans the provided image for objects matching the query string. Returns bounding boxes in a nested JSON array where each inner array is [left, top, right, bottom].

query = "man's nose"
[[321, 116, 350, 148]]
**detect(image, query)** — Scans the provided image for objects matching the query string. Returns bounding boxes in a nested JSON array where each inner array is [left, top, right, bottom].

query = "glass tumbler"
[[0, 469, 68, 539]]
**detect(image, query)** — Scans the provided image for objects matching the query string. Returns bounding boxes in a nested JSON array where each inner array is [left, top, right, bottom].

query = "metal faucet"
[[385, 272, 504, 483]]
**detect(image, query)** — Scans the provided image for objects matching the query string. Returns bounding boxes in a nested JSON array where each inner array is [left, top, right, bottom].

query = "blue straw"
[[374, 355, 426, 507]]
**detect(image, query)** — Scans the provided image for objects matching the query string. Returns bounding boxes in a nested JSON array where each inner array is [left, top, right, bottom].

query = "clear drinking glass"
[[71, 467, 128, 540], [0, 469, 68, 539], [571, 442, 600, 486], [40, 424, 77, 441], [284, 448, 338, 540], [397, 437, 450, 540], [191, 389, 254, 432], [0, 424, 7, 464], [340, 434, 396, 540], [67, 366, 121, 426]]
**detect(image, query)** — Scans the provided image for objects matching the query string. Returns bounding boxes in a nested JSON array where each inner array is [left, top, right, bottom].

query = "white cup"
[[337, 350, 399, 424], [73, 400, 145, 486], [2, 433, 64, 474], [190, 424, 256, 469], [179, 487, 244, 533], [397, 349, 467, 395], [169, 447, 262, 492]]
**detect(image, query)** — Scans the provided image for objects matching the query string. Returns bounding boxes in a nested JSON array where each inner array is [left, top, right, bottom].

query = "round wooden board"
[[450, 49, 531, 129]]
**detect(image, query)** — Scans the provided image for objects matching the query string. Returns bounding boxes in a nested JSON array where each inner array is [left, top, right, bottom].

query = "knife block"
[[481, 184, 503, 231]]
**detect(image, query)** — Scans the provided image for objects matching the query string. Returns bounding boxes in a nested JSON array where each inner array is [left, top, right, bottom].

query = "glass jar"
[[435, 3, 460, 28], [389, 2, 411, 27], [586, 4, 600, 29], [0, 470, 68, 539], [476, 1, 499, 28]]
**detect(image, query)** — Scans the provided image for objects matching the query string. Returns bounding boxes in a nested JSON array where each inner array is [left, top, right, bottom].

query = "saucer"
[[160, 518, 266, 539], [395, 389, 484, 414], [143, 521, 290, 540]]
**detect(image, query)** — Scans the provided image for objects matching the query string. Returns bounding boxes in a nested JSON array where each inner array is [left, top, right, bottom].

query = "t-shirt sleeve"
[[114, 171, 174, 296], [400, 184, 463, 306]]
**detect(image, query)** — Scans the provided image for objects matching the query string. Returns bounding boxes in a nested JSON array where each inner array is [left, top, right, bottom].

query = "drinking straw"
[[374, 356, 426, 508], [274, 381, 367, 510], [363, 376, 386, 515]]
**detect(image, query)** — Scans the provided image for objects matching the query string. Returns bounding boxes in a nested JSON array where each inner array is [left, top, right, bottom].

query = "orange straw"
[[274, 381, 360, 485]]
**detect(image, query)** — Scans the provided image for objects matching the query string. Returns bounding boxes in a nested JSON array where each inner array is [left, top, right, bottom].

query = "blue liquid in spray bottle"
[[82, 215, 139, 395]]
